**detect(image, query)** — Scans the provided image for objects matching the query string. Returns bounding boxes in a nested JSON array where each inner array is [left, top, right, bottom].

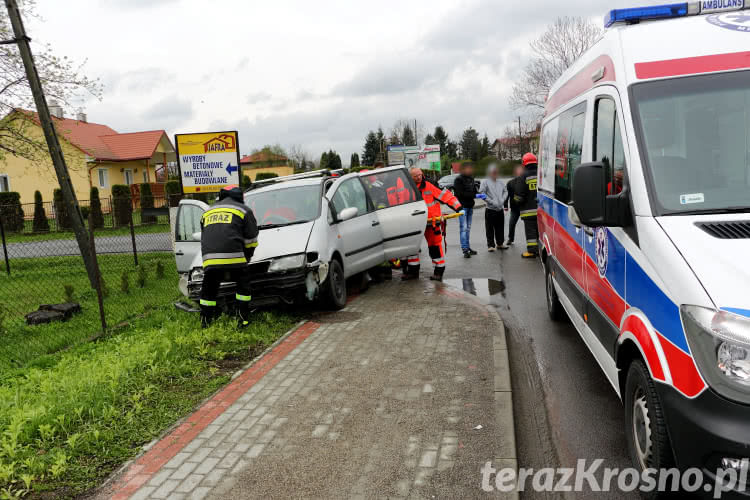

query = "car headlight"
[[681, 305, 750, 404], [268, 254, 305, 273], [190, 267, 204, 283]]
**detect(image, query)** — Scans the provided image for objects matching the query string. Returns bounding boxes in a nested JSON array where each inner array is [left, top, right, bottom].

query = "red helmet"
[[522, 153, 537, 166]]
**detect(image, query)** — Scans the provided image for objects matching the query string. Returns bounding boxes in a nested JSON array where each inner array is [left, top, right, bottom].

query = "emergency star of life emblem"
[[707, 12, 750, 32], [595, 227, 608, 278]]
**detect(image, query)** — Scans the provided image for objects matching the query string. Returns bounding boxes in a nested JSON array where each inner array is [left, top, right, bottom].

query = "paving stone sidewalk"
[[102, 279, 515, 499]]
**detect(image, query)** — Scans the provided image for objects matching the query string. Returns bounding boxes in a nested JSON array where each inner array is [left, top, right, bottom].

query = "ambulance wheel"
[[545, 263, 564, 322], [323, 259, 347, 310], [624, 360, 674, 486]]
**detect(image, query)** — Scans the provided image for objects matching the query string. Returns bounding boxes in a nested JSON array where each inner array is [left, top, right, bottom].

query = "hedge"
[[111, 184, 132, 227], [139, 183, 155, 224], [255, 172, 279, 181], [165, 180, 181, 207], [0, 192, 24, 232], [32, 190, 50, 233], [89, 186, 105, 229], [53, 188, 70, 231]]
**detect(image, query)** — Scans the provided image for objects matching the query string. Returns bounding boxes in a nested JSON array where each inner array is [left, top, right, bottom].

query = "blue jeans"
[[459, 207, 474, 251]]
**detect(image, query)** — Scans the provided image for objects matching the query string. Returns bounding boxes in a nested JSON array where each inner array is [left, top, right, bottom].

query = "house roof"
[[16, 109, 173, 161], [240, 150, 288, 165]]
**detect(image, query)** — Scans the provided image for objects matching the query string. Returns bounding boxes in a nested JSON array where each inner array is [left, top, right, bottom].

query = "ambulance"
[[537, 1, 750, 492]]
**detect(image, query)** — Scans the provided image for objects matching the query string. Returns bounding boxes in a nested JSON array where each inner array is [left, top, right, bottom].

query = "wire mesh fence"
[[0, 200, 178, 372]]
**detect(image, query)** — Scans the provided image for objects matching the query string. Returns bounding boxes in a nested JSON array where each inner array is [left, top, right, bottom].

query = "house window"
[[97, 168, 109, 189], [124, 169, 134, 185], [0, 175, 10, 192]]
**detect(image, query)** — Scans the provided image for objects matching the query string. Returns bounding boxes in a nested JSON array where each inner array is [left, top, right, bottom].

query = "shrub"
[[255, 172, 279, 181], [139, 183, 156, 224], [241, 175, 252, 189], [89, 187, 104, 229], [80, 206, 90, 223], [53, 188, 70, 231], [99, 276, 109, 298], [120, 271, 130, 294], [165, 180, 181, 207], [156, 261, 165, 279], [32, 191, 50, 233], [111, 185, 132, 227], [0, 192, 25, 233], [63, 284, 74, 303], [137, 265, 147, 288]]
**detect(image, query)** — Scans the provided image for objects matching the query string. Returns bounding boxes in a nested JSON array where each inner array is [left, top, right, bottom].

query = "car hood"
[[251, 221, 315, 262], [657, 215, 750, 311]]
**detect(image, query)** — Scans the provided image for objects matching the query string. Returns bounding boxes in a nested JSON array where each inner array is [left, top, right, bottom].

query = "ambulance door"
[[552, 102, 588, 316], [583, 91, 629, 358]]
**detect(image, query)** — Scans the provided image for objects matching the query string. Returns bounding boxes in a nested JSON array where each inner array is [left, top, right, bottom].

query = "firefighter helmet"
[[522, 153, 537, 166]]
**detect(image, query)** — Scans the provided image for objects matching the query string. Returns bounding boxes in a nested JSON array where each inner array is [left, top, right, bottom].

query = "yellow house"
[[239, 151, 293, 180], [0, 108, 176, 203]]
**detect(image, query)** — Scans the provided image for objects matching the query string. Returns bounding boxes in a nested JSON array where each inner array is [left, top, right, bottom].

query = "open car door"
[[359, 167, 427, 260], [174, 199, 208, 273]]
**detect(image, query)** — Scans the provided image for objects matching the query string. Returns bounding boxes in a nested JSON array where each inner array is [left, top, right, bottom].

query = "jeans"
[[459, 207, 474, 251], [507, 209, 520, 243]]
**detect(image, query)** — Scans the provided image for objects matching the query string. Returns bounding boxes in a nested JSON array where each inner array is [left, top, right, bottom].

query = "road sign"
[[175, 131, 241, 193]]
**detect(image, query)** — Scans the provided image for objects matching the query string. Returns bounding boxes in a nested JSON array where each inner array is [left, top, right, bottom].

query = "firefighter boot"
[[401, 265, 420, 281], [429, 267, 445, 282], [200, 305, 218, 329], [237, 301, 252, 329]]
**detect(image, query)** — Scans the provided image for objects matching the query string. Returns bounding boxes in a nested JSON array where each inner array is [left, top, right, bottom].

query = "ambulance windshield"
[[632, 70, 750, 215]]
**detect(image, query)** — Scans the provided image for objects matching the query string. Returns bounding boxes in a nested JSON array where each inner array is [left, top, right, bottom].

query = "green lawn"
[[0, 305, 297, 498], [3, 223, 170, 244], [0, 253, 178, 371]]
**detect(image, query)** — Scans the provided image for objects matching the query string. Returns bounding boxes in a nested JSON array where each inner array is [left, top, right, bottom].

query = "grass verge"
[[0, 305, 297, 498]]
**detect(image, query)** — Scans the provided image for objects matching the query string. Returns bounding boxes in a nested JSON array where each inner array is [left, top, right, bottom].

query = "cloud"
[[103, 0, 179, 8], [246, 92, 272, 105], [141, 95, 193, 130]]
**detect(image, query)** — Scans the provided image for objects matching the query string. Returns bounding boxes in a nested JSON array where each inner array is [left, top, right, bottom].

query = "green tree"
[[480, 133, 491, 159], [433, 125, 448, 154], [140, 183, 155, 224], [327, 150, 342, 170], [402, 124, 415, 146], [350, 153, 360, 170], [362, 131, 379, 166], [32, 190, 49, 232], [446, 140, 458, 159], [424, 134, 435, 145], [460, 127, 480, 161], [53, 188, 70, 231], [320, 151, 329, 170], [165, 180, 181, 207], [89, 186, 104, 228], [111, 185, 132, 227]]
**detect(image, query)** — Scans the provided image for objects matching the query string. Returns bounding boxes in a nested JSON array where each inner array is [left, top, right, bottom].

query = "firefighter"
[[515, 153, 539, 259], [199, 185, 259, 328], [405, 167, 462, 282]]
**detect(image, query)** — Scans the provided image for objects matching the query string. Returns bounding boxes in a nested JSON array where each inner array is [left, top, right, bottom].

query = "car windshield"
[[244, 184, 321, 228], [631, 71, 750, 215]]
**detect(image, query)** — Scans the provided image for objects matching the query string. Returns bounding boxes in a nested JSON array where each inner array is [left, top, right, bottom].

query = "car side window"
[[176, 204, 203, 241], [595, 98, 626, 195], [554, 102, 587, 204], [361, 170, 417, 209], [331, 178, 369, 218]]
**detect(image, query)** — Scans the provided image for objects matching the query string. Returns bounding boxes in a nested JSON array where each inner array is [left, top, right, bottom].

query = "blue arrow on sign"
[[226, 163, 238, 175]]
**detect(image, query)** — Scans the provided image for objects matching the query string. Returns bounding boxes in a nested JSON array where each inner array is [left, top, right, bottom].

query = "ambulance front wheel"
[[624, 360, 674, 494], [322, 258, 347, 310], [545, 262, 564, 322]]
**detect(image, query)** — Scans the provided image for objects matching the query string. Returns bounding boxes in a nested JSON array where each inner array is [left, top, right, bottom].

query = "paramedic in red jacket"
[[404, 167, 462, 282]]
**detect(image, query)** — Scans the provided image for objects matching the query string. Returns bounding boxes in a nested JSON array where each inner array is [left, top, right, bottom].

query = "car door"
[[359, 167, 427, 260], [175, 199, 208, 273], [328, 176, 384, 275]]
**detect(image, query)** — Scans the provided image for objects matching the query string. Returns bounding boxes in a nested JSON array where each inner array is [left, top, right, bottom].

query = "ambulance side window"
[[554, 102, 587, 204], [594, 98, 626, 195]]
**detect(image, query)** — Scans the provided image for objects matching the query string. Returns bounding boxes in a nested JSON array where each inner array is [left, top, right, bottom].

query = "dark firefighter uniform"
[[199, 185, 259, 328], [516, 153, 539, 258], [405, 173, 462, 281]]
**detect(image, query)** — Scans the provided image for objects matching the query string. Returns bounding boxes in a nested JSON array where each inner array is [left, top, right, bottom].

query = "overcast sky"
[[28, 0, 658, 162]]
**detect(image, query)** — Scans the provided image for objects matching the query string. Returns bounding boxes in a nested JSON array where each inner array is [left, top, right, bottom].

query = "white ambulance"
[[537, 1, 750, 493]]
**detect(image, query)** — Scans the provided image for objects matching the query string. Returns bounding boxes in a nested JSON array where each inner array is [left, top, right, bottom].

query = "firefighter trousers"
[[200, 266, 253, 324], [522, 214, 539, 255]]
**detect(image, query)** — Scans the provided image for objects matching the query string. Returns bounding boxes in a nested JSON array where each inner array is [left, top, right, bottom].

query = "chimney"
[[48, 100, 63, 119], [76, 111, 87, 123]]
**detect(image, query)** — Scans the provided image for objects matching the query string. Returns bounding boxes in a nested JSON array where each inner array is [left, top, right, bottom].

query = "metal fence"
[[0, 203, 177, 372]]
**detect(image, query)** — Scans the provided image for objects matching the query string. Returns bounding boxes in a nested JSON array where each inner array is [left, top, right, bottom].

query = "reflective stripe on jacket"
[[419, 180, 462, 221], [200, 198, 259, 268]]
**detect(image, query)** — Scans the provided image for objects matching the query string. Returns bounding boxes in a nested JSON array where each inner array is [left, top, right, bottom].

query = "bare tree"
[[1, 0, 102, 163], [510, 16, 602, 112], [287, 144, 308, 169]]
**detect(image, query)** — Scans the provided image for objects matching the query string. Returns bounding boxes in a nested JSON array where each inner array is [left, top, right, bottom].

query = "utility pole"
[[517, 116, 523, 160], [4, 0, 97, 287]]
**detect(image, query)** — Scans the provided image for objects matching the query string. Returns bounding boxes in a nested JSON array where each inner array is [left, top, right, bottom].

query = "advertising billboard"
[[387, 145, 441, 171], [175, 131, 241, 193]]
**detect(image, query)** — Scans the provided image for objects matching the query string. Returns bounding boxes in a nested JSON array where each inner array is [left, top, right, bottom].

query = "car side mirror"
[[572, 162, 631, 228], [337, 207, 358, 222], [192, 231, 202, 241]]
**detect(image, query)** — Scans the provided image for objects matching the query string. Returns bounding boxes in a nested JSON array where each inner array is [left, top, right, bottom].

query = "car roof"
[[246, 177, 323, 195]]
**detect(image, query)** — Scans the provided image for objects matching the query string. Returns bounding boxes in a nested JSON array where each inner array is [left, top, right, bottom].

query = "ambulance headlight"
[[681, 305, 750, 404], [268, 254, 305, 272]]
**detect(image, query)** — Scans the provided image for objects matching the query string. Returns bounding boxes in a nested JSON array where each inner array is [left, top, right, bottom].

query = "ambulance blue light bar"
[[605, 1, 748, 28]]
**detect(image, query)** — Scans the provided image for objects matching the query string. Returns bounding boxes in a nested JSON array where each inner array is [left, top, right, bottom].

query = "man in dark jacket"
[[516, 153, 539, 258], [453, 162, 479, 258], [199, 185, 259, 328], [504, 164, 524, 246]]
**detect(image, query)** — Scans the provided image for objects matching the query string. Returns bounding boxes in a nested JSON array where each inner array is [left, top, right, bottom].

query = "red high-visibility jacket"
[[418, 180, 462, 221], [386, 177, 414, 206]]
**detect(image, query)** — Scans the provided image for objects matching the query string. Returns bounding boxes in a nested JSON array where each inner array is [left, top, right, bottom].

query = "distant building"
[[0, 107, 175, 202], [491, 128, 540, 161], [239, 150, 293, 180]]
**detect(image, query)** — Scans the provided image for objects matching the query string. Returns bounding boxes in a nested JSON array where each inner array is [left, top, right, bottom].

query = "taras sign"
[[175, 131, 241, 193]]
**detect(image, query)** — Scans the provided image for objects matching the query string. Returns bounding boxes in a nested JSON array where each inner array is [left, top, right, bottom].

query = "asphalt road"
[[4, 232, 172, 258], [430, 205, 634, 499]]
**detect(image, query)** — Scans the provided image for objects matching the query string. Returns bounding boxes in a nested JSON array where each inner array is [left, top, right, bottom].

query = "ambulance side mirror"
[[572, 162, 630, 228]]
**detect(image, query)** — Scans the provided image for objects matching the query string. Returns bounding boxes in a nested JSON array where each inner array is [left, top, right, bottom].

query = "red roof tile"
[[240, 150, 288, 164], [99, 130, 167, 161]]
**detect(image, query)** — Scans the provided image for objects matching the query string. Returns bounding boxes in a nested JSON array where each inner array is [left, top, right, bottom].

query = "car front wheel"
[[322, 259, 347, 310]]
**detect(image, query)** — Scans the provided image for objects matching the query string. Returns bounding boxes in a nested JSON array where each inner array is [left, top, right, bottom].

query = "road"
[[4, 232, 172, 258], [431, 205, 634, 499]]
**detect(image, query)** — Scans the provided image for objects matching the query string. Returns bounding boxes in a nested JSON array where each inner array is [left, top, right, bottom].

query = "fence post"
[[89, 213, 107, 333], [130, 210, 138, 267], [0, 217, 9, 276]]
